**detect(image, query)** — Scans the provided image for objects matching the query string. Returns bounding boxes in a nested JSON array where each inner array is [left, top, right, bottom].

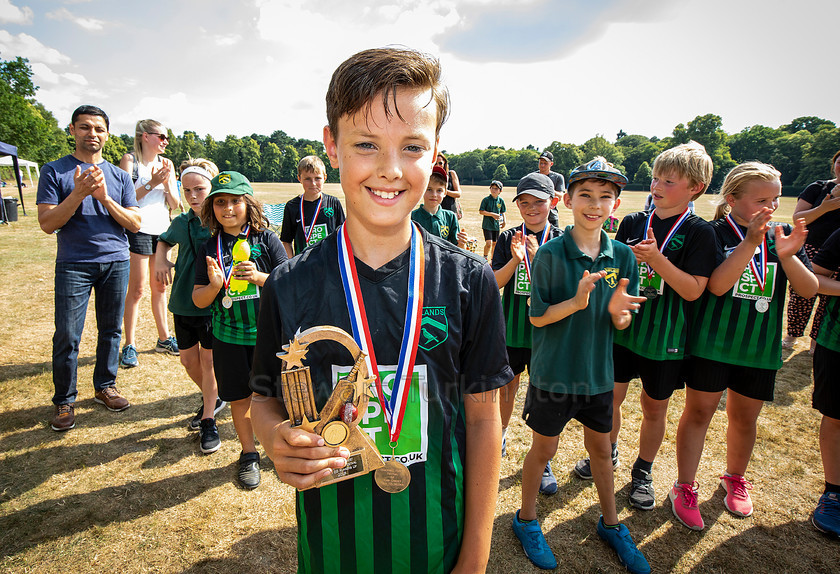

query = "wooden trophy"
[[277, 325, 384, 490]]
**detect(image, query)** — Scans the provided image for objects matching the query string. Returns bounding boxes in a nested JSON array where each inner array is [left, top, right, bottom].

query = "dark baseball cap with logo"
[[539, 151, 554, 162], [515, 173, 555, 200], [208, 171, 253, 197]]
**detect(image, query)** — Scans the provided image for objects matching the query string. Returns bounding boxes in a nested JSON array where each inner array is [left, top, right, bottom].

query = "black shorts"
[[212, 339, 255, 402], [685, 356, 776, 402], [507, 346, 531, 376], [483, 229, 499, 242], [173, 313, 213, 351], [813, 344, 840, 419], [523, 385, 613, 435], [127, 231, 159, 255], [613, 344, 685, 400]]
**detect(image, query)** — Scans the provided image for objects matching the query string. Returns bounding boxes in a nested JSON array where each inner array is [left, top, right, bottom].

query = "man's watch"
[[144, 183, 152, 191]]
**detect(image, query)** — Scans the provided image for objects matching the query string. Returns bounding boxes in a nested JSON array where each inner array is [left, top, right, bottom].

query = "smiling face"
[[212, 193, 248, 235], [69, 114, 109, 156], [650, 169, 702, 215], [298, 168, 325, 199], [423, 178, 446, 212], [144, 129, 169, 155], [515, 193, 553, 230], [564, 179, 620, 231], [727, 178, 781, 225], [182, 173, 211, 215], [324, 86, 439, 237]]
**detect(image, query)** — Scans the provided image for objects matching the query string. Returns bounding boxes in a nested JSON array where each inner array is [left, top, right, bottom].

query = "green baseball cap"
[[208, 171, 253, 197]]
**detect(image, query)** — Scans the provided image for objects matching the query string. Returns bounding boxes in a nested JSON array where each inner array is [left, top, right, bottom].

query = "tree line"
[[2, 55, 839, 190]]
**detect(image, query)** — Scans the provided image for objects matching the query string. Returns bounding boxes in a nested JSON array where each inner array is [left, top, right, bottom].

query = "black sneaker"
[[629, 468, 655, 510], [237, 451, 261, 490], [189, 398, 227, 431], [199, 418, 221, 454]]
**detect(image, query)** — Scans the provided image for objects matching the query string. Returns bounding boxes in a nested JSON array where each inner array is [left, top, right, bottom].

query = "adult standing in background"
[[37, 105, 140, 431], [119, 119, 181, 368], [436, 152, 462, 217], [784, 150, 840, 351], [535, 151, 565, 226]]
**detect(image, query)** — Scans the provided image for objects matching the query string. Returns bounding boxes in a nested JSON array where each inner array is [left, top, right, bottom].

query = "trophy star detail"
[[277, 325, 384, 490]]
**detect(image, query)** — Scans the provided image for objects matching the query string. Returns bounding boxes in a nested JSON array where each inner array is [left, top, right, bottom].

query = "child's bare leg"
[[230, 395, 256, 453], [179, 344, 203, 389], [585, 426, 617, 524], [676, 388, 722, 483], [500, 374, 521, 430], [520, 431, 559, 521], [638, 391, 670, 463], [611, 382, 629, 444], [821, 416, 840, 485], [725, 390, 763, 476], [200, 346, 218, 419], [488, 241, 496, 261], [483, 240, 492, 258]]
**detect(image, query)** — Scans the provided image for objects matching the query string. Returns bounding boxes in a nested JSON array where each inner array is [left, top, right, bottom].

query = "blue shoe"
[[119, 344, 138, 368], [155, 336, 180, 356], [813, 492, 840, 538], [540, 461, 558, 495], [512, 510, 557, 570], [597, 516, 650, 574]]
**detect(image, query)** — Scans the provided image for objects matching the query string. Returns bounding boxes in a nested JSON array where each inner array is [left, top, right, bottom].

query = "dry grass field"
[[0, 181, 836, 573]]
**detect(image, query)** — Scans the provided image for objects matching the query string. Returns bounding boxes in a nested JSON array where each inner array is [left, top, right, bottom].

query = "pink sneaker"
[[720, 473, 753, 517], [669, 481, 704, 530]]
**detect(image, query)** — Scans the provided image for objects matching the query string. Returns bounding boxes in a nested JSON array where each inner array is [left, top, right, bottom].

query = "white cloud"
[[0, 0, 33, 24], [29, 61, 59, 83], [214, 34, 242, 47], [46, 7, 106, 31], [0, 30, 71, 65]]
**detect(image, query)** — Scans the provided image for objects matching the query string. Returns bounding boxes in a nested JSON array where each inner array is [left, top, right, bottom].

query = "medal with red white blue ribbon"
[[300, 195, 323, 245], [641, 208, 691, 280], [725, 213, 767, 292], [337, 222, 425, 446], [521, 223, 550, 284]]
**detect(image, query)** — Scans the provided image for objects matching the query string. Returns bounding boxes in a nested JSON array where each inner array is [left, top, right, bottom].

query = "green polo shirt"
[[411, 205, 460, 245], [480, 194, 505, 231], [529, 226, 639, 396], [158, 210, 211, 317]]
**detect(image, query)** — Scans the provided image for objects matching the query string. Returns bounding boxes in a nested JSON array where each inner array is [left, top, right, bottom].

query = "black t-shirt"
[[799, 180, 840, 247], [250, 229, 512, 574], [279, 194, 345, 254]]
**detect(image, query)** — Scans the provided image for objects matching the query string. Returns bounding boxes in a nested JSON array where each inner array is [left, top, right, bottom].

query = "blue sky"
[[1, 0, 838, 154]]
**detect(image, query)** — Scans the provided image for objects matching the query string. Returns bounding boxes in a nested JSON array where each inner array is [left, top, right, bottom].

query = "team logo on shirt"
[[440, 225, 450, 238], [604, 268, 619, 288], [324, 207, 334, 218], [418, 307, 448, 351], [250, 244, 262, 257], [666, 234, 685, 251]]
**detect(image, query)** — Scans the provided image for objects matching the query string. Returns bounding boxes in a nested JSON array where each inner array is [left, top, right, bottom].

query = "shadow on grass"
[[775, 349, 815, 407], [178, 528, 299, 573], [0, 466, 232, 560], [689, 519, 837, 573], [0, 394, 203, 503], [0, 355, 95, 383]]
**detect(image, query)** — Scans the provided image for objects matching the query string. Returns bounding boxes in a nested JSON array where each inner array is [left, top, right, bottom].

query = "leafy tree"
[[102, 135, 127, 166], [581, 136, 624, 173], [795, 126, 840, 186], [0, 55, 36, 98], [771, 130, 812, 186], [505, 149, 538, 181], [544, 142, 584, 179], [727, 125, 779, 163], [492, 164, 509, 181], [781, 116, 835, 135], [239, 137, 262, 181], [216, 135, 242, 172], [180, 131, 206, 163], [261, 142, 282, 182], [458, 151, 485, 184], [681, 114, 735, 188], [204, 135, 218, 165], [634, 161, 652, 185], [281, 145, 300, 182]]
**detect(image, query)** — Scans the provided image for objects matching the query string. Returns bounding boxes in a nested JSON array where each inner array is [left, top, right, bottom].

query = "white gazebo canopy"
[[0, 156, 40, 187]]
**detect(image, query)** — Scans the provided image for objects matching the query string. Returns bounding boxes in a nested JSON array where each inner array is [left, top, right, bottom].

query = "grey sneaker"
[[155, 336, 180, 356], [629, 468, 656, 510], [119, 344, 138, 368], [574, 445, 619, 480], [237, 451, 261, 490]]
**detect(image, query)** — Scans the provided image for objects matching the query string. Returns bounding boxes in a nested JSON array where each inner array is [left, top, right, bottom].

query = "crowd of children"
[[42, 47, 840, 573]]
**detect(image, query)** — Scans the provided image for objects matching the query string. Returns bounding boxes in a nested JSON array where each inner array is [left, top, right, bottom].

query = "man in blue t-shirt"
[[36, 105, 141, 431]]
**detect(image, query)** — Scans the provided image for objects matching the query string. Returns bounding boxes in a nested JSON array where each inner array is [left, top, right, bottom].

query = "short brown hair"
[[298, 155, 326, 177], [326, 47, 450, 140], [200, 193, 268, 236], [429, 172, 447, 187]]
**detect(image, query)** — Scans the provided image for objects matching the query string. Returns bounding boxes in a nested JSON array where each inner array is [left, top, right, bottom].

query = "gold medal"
[[222, 295, 233, 309], [375, 459, 411, 493], [526, 296, 531, 307]]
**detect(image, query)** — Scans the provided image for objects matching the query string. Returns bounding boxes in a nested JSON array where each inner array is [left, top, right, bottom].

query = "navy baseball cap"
[[515, 173, 554, 200]]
